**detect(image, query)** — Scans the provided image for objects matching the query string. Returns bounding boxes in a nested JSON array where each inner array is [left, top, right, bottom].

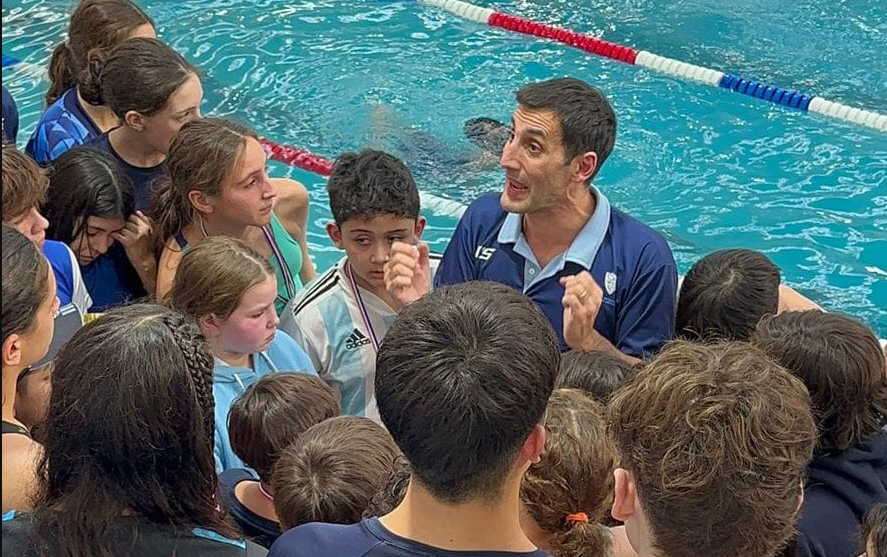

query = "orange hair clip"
[[565, 512, 588, 525]]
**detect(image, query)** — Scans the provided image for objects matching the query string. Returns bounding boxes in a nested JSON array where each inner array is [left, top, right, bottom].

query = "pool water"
[[3, 0, 886, 336]]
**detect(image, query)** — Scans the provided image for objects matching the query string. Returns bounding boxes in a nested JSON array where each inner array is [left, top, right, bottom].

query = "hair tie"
[[565, 512, 588, 525]]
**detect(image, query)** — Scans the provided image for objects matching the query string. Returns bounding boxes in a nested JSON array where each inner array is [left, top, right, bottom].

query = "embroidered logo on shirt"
[[605, 272, 617, 295], [345, 328, 371, 350], [474, 246, 496, 261]]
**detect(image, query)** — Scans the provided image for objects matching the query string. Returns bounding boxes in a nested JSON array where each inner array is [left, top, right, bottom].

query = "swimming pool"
[[3, 0, 886, 336]]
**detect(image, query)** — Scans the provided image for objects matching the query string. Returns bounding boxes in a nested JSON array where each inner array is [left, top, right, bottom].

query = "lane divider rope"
[[414, 0, 886, 132], [258, 138, 468, 218]]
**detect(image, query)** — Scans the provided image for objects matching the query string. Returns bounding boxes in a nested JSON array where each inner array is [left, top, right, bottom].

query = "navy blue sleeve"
[[1, 86, 18, 144], [434, 206, 480, 288], [614, 243, 678, 358]]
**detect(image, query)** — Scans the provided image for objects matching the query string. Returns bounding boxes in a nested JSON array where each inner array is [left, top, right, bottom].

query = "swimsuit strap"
[[1, 420, 30, 438], [261, 224, 296, 305]]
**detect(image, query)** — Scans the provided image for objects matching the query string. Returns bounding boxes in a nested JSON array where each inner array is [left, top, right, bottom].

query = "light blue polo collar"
[[497, 185, 612, 271]]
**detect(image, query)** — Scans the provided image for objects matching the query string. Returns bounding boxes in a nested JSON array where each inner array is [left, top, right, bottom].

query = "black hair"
[[677, 249, 781, 342], [515, 77, 616, 179], [44, 148, 135, 245], [556, 350, 637, 402], [80, 37, 196, 117], [31, 304, 239, 557], [463, 117, 509, 157], [327, 149, 419, 225], [375, 281, 560, 503]]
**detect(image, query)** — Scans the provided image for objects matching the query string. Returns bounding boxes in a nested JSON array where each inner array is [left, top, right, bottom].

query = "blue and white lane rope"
[[411, 0, 887, 133]]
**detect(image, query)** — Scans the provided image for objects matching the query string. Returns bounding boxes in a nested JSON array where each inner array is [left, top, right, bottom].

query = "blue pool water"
[[3, 0, 886, 335]]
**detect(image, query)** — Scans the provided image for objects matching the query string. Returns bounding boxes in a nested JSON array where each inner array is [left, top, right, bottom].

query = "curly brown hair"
[[608, 340, 817, 557], [521, 388, 617, 557]]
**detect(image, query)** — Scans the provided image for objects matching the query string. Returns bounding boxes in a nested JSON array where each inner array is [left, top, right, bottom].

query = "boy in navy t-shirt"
[[269, 282, 560, 557]]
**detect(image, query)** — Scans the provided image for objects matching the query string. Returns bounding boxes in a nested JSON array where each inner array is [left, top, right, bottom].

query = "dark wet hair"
[[376, 281, 560, 503], [463, 117, 509, 157], [327, 149, 419, 225], [515, 77, 616, 179], [2, 224, 50, 345], [361, 455, 411, 518], [46, 0, 154, 106], [677, 249, 780, 342], [80, 37, 196, 117], [272, 416, 401, 530], [44, 148, 135, 245], [31, 304, 239, 557], [753, 311, 887, 451], [229, 372, 340, 482], [556, 350, 637, 402]]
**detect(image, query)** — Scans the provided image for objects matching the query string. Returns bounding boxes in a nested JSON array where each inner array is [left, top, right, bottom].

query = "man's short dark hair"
[[555, 350, 637, 402], [375, 281, 560, 504], [677, 249, 780, 341], [228, 373, 340, 481], [516, 77, 616, 179], [753, 311, 887, 452], [327, 149, 419, 225]]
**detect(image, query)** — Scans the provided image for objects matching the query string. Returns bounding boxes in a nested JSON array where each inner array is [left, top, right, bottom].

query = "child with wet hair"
[[271, 416, 401, 531], [220, 372, 340, 548], [555, 350, 637, 403], [520, 388, 629, 557]]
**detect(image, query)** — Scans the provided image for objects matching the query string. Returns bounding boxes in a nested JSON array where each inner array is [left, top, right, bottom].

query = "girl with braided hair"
[[1, 303, 266, 556], [165, 235, 315, 473]]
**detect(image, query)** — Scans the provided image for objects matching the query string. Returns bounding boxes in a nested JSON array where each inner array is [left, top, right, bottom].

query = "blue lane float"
[[2, 55, 21, 68]]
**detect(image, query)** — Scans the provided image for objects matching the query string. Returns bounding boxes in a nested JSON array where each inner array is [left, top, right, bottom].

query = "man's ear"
[[1, 334, 22, 368], [611, 468, 638, 523], [414, 217, 427, 240], [573, 151, 598, 184], [124, 110, 146, 132], [326, 222, 344, 250]]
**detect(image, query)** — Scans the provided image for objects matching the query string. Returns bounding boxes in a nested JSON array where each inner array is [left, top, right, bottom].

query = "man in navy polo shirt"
[[384, 77, 677, 361]]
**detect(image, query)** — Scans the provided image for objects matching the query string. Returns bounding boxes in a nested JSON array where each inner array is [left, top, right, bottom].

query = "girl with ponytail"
[[26, 0, 154, 164], [81, 37, 202, 211], [1, 304, 267, 556], [152, 117, 314, 314], [520, 389, 635, 557]]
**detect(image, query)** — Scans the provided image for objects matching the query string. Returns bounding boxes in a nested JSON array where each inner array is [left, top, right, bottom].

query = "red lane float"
[[487, 12, 637, 64], [259, 138, 333, 176]]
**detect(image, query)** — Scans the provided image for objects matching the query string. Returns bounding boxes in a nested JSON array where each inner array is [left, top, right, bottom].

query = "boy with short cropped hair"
[[219, 373, 341, 548], [269, 281, 561, 557], [608, 340, 817, 557], [271, 416, 401, 531], [753, 311, 887, 557], [279, 149, 437, 419]]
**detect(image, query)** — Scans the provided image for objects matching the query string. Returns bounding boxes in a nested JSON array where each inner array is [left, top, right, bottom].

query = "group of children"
[[1, 0, 886, 556]]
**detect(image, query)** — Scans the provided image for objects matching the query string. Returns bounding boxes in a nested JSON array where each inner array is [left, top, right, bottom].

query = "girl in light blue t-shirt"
[[166, 235, 315, 473]]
